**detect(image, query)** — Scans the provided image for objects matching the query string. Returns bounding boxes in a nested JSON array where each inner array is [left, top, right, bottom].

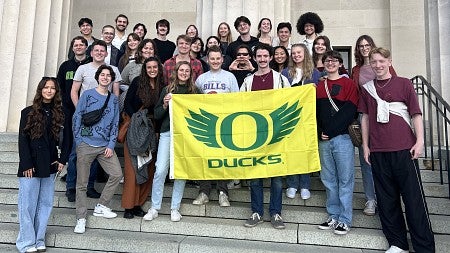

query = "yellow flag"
[[169, 85, 320, 180]]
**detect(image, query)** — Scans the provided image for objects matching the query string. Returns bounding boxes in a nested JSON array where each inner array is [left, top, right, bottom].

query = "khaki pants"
[[75, 142, 122, 219]]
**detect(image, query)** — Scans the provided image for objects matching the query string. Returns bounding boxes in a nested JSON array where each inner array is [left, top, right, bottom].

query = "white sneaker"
[[119, 177, 124, 184], [363, 200, 377, 216], [171, 209, 182, 222], [143, 208, 158, 221], [36, 245, 46, 252], [74, 218, 86, 234], [25, 247, 37, 252], [227, 180, 241, 189], [286, 188, 297, 199], [385, 245, 409, 253], [218, 191, 230, 207], [192, 192, 209, 205], [300, 188, 311, 200], [93, 204, 117, 218]]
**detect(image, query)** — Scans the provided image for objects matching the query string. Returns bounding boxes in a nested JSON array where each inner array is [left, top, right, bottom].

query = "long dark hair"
[[135, 39, 158, 64], [312, 35, 331, 67], [269, 46, 289, 72], [354, 35, 376, 66], [138, 57, 163, 108], [24, 77, 64, 140]]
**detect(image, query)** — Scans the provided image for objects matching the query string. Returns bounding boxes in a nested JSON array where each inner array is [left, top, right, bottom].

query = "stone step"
[[0, 133, 18, 143], [0, 172, 447, 201], [0, 222, 387, 253], [2, 205, 449, 252], [0, 142, 17, 152], [0, 162, 17, 175]]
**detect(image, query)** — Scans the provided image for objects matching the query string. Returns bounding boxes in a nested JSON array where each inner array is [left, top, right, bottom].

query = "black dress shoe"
[[86, 188, 101, 198], [132, 206, 145, 217], [123, 209, 134, 219], [66, 189, 76, 202]]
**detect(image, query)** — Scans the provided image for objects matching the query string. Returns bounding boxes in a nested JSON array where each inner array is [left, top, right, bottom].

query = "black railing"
[[411, 75, 450, 198]]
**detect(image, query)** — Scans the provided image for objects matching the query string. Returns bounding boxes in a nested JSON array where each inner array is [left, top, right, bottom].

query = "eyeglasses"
[[358, 44, 371, 49], [324, 59, 340, 64], [236, 53, 249, 56]]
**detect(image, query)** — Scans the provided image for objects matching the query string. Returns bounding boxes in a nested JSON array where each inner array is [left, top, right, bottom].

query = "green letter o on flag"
[[220, 112, 268, 151]]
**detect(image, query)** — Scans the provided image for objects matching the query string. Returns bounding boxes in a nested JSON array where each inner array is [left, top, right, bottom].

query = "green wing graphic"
[[268, 101, 302, 144], [185, 109, 220, 148]]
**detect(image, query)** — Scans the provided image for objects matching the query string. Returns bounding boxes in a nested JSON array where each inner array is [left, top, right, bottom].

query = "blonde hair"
[[287, 44, 315, 81], [166, 61, 198, 94]]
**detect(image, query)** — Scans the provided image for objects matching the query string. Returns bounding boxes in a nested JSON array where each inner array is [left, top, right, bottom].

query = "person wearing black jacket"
[[16, 77, 68, 253], [57, 36, 98, 202], [226, 16, 260, 60]]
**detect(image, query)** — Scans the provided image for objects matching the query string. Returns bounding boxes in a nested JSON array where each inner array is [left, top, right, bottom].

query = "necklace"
[[376, 77, 392, 89], [258, 71, 271, 82]]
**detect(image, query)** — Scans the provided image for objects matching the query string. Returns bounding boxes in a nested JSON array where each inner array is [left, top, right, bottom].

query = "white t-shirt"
[[195, 69, 239, 94], [74, 62, 122, 96]]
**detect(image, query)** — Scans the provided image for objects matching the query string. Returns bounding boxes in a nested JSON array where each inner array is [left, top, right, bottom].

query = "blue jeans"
[[358, 113, 375, 201], [319, 134, 354, 226], [66, 140, 97, 190], [151, 131, 186, 211], [250, 176, 283, 217], [286, 174, 311, 189], [358, 145, 376, 201], [16, 174, 55, 253]]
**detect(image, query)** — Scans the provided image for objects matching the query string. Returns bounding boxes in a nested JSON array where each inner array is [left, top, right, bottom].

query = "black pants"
[[371, 150, 435, 252]]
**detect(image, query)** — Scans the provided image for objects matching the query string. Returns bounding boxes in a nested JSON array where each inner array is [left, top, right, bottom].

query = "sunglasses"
[[236, 53, 249, 56]]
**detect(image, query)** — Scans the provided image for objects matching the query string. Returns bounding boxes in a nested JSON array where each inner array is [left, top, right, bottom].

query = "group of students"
[[16, 11, 435, 253]]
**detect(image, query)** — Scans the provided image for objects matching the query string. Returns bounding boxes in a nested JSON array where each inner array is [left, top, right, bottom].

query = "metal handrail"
[[411, 75, 450, 198]]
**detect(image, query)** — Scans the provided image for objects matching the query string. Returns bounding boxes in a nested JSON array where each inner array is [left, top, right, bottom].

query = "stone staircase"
[[0, 132, 449, 252]]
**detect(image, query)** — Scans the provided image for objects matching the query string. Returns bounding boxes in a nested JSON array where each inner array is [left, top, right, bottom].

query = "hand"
[[104, 148, 114, 158], [23, 168, 34, 178], [229, 60, 240, 71], [52, 161, 65, 172], [163, 93, 172, 109], [410, 142, 423, 160], [321, 132, 329, 141], [363, 145, 371, 165]]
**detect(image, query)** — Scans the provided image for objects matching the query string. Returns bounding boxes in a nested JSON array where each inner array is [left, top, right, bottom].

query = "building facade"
[[0, 0, 448, 132]]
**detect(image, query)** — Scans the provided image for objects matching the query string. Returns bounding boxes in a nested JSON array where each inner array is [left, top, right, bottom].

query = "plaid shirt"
[[163, 55, 204, 84]]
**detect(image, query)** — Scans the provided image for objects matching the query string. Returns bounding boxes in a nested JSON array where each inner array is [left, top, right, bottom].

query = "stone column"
[[197, 0, 290, 41], [438, 0, 450, 103], [424, 0, 441, 92], [0, 0, 65, 132], [389, 0, 427, 77], [0, 0, 21, 132]]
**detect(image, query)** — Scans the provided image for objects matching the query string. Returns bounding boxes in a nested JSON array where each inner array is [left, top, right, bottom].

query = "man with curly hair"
[[296, 12, 324, 55]]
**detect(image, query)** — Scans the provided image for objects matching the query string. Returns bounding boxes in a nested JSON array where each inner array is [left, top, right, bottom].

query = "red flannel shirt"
[[163, 55, 204, 85]]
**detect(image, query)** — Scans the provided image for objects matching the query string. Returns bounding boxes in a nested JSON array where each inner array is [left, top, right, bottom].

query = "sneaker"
[[227, 180, 241, 189], [300, 188, 311, 200], [318, 217, 338, 230], [143, 208, 158, 221], [334, 222, 350, 235], [270, 213, 286, 229], [74, 218, 86, 234], [25, 247, 37, 252], [192, 192, 209, 205], [218, 191, 230, 207], [385, 245, 409, 253], [286, 188, 297, 199], [65, 189, 76, 202], [36, 245, 46, 252], [86, 188, 101, 199], [244, 212, 264, 227], [93, 204, 117, 218], [119, 177, 124, 184], [170, 209, 182, 222], [363, 200, 377, 216]]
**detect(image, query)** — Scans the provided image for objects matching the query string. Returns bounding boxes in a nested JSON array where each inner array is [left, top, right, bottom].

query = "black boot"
[[124, 209, 134, 219], [132, 206, 145, 217]]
